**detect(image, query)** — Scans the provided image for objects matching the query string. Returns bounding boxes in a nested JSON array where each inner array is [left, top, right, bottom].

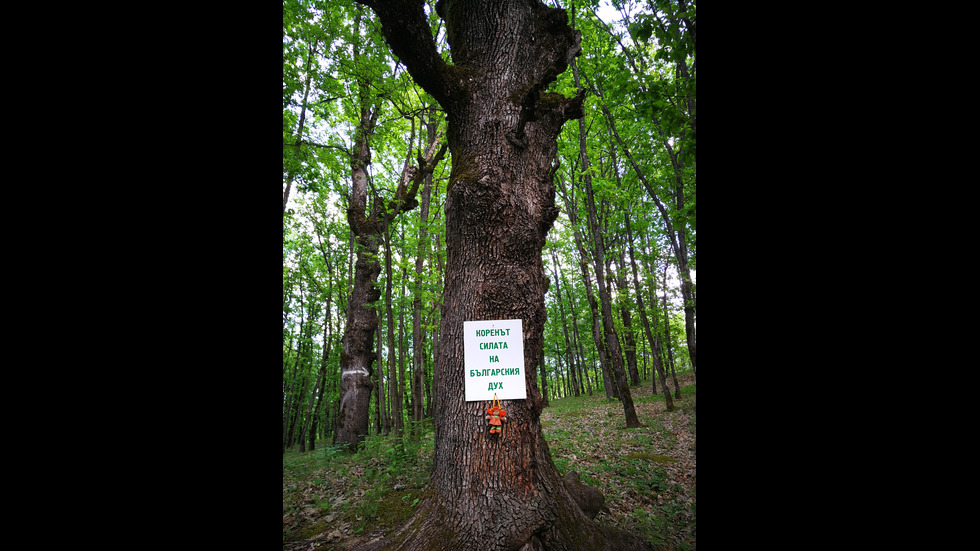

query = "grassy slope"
[[283, 373, 696, 550]]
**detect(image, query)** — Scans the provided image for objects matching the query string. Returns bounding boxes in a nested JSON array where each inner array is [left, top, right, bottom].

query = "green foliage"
[[541, 0, 695, 408], [285, 6, 694, 540]]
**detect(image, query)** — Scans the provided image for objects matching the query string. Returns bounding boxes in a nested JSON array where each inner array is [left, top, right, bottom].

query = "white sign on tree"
[[463, 319, 526, 401]]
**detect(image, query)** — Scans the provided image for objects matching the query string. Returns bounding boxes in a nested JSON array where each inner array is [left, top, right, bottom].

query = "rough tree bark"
[[334, 99, 447, 451], [355, 0, 650, 549], [333, 96, 382, 451]]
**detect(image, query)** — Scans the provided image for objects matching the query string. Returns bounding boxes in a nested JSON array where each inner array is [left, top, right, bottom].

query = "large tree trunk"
[[356, 1, 649, 549], [334, 100, 447, 451], [334, 99, 382, 451]]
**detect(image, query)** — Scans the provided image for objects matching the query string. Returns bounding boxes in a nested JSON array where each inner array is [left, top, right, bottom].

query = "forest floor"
[[283, 373, 696, 550]]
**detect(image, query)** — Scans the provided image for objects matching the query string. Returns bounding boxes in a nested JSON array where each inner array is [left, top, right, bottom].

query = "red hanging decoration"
[[486, 394, 506, 434]]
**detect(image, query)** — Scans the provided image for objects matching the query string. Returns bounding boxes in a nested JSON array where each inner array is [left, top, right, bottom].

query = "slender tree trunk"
[[641, 341, 649, 381], [599, 102, 696, 379], [411, 294, 425, 428], [308, 228, 338, 451], [309, 318, 332, 451], [412, 113, 435, 427], [557, 173, 612, 399], [567, 274, 590, 396], [570, 53, 638, 427], [398, 259, 409, 427], [662, 264, 683, 398], [556, 344, 568, 399], [549, 251, 579, 396], [591, 7, 695, 377], [286, 289, 312, 451], [408, 112, 436, 430], [624, 212, 673, 410], [428, 230, 444, 419], [299, 363, 319, 453], [377, 313, 386, 435], [289, 334, 312, 450], [384, 223, 403, 434], [300, 315, 331, 452], [327, 301, 342, 444], [356, 1, 648, 549], [612, 254, 640, 386], [283, 319, 302, 454], [559, 344, 570, 398]]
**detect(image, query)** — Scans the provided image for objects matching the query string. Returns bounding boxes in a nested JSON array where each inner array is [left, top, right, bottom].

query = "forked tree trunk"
[[357, 0, 649, 549], [335, 101, 447, 452], [333, 102, 382, 452]]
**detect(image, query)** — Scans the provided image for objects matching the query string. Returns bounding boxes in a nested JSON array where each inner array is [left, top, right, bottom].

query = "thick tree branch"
[[386, 131, 448, 223], [289, 138, 351, 157], [355, 0, 454, 106]]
